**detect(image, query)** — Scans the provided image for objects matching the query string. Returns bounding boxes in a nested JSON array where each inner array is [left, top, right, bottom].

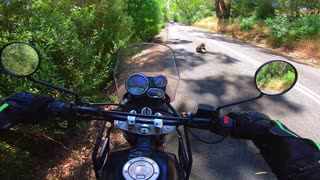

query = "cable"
[[187, 127, 226, 144]]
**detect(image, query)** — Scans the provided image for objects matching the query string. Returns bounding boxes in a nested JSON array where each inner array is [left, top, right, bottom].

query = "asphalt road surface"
[[162, 23, 320, 179]]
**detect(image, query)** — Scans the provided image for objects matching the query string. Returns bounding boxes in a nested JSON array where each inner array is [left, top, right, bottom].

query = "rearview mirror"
[[255, 60, 298, 96], [0, 42, 40, 77]]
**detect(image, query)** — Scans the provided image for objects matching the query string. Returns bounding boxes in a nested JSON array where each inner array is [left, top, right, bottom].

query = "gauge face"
[[126, 74, 149, 95], [147, 88, 165, 98], [154, 75, 167, 88]]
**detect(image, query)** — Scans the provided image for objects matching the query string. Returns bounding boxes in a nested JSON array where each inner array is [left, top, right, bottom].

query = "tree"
[[277, 0, 320, 17], [172, 0, 194, 18], [170, 0, 214, 22], [215, 0, 231, 19]]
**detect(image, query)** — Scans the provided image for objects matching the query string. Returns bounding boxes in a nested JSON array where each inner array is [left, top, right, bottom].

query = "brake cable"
[[186, 127, 226, 144]]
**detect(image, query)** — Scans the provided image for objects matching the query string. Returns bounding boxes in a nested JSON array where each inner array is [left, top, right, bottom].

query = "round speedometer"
[[126, 73, 149, 95]]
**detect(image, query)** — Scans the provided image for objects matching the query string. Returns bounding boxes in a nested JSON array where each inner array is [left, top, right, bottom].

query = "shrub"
[[1, 0, 164, 101], [294, 15, 320, 39], [127, 0, 163, 41], [265, 15, 292, 47], [239, 16, 256, 30], [265, 14, 320, 48]]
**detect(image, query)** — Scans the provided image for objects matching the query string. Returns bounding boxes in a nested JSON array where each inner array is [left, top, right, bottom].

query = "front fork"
[[92, 120, 113, 179]]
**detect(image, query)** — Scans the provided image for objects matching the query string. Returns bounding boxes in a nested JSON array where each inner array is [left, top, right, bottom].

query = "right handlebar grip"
[[48, 100, 72, 118], [220, 116, 235, 128], [210, 116, 236, 136]]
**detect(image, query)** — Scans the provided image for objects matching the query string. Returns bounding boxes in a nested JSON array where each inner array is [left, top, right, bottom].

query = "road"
[[162, 23, 320, 179]]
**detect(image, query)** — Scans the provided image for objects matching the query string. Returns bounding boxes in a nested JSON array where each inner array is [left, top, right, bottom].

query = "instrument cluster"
[[125, 73, 167, 99]]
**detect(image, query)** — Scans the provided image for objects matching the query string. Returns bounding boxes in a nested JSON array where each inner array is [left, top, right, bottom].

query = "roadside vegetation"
[[0, 0, 166, 178], [170, 0, 320, 67]]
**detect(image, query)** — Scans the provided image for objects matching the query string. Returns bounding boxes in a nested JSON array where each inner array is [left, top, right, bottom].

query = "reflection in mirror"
[[1, 43, 40, 77], [255, 61, 297, 95]]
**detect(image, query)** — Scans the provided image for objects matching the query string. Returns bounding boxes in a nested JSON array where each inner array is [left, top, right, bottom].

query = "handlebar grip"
[[220, 116, 235, 128], [48, 100, 72, 118], [208, 116, 236, 136]]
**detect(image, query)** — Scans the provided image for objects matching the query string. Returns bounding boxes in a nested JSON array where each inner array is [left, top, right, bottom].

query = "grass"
[[257, 78, 292, 93], [192, 16, 320, 68], [192, 17, 217, 31], [297, 39, 320, 60]]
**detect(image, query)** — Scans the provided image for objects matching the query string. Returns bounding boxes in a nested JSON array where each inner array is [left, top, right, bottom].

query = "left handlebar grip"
[[48, 100, 72, 118]]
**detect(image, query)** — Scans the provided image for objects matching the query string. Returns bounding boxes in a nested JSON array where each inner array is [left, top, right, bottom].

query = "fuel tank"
[[101, 149, 182, 180]]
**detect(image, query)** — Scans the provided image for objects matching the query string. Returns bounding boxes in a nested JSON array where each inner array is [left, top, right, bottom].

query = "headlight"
[[126, 73, 149, 95]]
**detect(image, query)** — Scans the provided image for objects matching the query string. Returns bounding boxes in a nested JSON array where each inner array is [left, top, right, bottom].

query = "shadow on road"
[[167, 39, 193, 45], [173, 48, 240, 72], [165, 34, 303, 178], [170, 74, 302, 179]]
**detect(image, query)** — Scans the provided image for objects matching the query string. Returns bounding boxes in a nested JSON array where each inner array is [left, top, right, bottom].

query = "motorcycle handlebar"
[[47, 100, 235, 131]]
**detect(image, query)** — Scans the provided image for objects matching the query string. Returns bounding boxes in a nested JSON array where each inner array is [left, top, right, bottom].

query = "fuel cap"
[[122, 157, 160, 180]]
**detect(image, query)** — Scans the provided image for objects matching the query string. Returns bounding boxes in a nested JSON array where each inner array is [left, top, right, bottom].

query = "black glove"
[[226, 111, 274, 139], [226, 111, 320, 179], [0, 92, 54, 129]]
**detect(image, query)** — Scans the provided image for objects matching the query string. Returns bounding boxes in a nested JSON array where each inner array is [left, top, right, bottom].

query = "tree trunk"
[[215, 0, 231, 19]]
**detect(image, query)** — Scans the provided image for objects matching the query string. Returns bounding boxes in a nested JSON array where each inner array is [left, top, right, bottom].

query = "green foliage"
[[127, 0, 164, 41], [169, 0, 214, 23], [1, 0, 165, 101], [276, 0, 320, 17], [239, 16, 256, 30], [254, 0, 274, 19], [231, 0, 274, 19], [0, 1, 166, 177], [294, 15, 320, 39], [283, 70, 295, 86], [231, 0, 257, 17], [265, 15, 291, 46], [191, 4, 215, 22], [265, 14, 320, 47]]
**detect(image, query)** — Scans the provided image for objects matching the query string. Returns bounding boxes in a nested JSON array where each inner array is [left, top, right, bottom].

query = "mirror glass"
[[1, 43, 40, 77], [255, 60, 297, 95]]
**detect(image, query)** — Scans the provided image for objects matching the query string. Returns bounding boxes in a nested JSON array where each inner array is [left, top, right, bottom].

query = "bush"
[[265, 15, 292, 47], [265, 14, 320, 48], [191, 5, 215, 22], [0, 0, 165, 135], [127, 0, 163, 41], [239, 16, 256, 30], [294, 15, 320, 39], [255, 0, 274, 19], [1, 0, 164, 101]]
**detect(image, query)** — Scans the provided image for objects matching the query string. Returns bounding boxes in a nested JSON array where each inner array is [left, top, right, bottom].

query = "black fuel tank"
[[101, 149, 182, 180]]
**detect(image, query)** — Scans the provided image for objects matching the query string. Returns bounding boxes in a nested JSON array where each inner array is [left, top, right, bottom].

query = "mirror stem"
[[216, 93, 264, 111], [27, 77, 81, 103]]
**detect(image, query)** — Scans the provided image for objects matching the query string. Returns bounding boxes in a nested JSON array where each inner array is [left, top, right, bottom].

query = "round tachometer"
[[154, 75, 167, 88], [126, 73, 149, 95]]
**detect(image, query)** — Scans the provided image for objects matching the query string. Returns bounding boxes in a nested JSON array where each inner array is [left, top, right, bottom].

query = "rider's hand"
[[0, 92, 54, 129], [226, 111, 274, 139], [228, 112, 320, 179]]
